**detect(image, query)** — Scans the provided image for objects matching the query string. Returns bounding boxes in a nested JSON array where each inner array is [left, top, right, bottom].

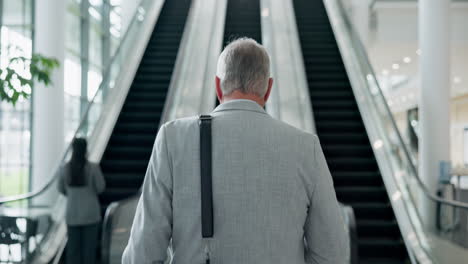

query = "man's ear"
[[215, 76, 223, 103], [263, 78, 274, 102]]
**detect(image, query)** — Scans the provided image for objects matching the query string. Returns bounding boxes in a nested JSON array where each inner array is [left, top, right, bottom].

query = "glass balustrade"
[[328, 0, 468, 262]]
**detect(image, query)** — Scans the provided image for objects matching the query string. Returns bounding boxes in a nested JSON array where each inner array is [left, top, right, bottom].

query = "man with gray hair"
[[123, 38, 348, 264]]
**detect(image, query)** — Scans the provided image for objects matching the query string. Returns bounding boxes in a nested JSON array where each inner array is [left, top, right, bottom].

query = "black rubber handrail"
[[342, 205, 359, 264]]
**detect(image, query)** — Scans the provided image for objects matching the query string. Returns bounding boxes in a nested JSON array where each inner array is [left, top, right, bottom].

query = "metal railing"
[[333, 0, 468, 211]]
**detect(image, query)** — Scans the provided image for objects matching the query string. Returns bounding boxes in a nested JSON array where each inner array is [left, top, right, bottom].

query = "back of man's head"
[[216, 38, 270, 97]]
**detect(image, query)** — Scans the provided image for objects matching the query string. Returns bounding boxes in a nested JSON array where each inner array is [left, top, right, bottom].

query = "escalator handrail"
[[0, 0, 153, 205], [333, 0, 468, 211], [340, 204, 358, 264]]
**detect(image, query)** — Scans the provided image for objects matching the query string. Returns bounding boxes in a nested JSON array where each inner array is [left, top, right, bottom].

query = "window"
[[0, 0, 34, 197], [0, 0, 125, 198]]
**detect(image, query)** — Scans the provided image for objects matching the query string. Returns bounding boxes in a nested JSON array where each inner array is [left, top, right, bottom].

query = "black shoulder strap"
[[199, 115, 213, 238]]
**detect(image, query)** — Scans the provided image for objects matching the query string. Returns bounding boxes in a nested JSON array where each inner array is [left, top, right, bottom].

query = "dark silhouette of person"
[[57, 138, 105, 264]]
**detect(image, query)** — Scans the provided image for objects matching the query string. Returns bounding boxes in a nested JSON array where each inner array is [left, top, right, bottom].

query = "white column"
[[418, 0, 450, 230], [32, 0, 65, 205]]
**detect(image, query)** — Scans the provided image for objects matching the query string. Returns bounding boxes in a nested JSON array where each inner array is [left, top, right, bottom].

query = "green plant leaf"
[[1, 47, 60, 107]]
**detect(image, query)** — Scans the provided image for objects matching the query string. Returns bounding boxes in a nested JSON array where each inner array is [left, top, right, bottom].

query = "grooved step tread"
[[293, 0, 408, 261], [357, 220, 402, 239], [99, 0, 192, 211]]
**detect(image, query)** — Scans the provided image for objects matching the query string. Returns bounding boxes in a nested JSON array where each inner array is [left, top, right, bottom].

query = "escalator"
[[99, 0, 192, 210], [216, 0, 261, 107], [0, 1, 193, 263], [223, 0, 262, 45], [292, 0, 409, 263]]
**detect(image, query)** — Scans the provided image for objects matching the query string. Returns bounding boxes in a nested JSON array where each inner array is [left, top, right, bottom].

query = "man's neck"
[[221, 91, 265, 107]]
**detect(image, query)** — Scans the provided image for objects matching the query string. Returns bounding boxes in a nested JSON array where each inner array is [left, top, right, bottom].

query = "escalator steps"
[[216, 0, 262, 106], [223, 0, 262, 45], [292, 0, 409, 262], [99, 0, 192, 209]]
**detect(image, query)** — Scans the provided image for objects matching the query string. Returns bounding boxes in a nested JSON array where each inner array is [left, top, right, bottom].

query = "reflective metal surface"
[[162, 0, 227, 123], [261, 0, 315, 133]]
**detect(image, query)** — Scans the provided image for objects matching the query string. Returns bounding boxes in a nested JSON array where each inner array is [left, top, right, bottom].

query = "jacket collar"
[[212, 99, 268, 115]]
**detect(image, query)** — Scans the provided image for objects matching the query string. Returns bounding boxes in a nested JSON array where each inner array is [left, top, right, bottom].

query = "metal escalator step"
[[104, 146, 153, 160], [322, 144, 373, 157], [308, 80, 351, 87], [109, 133, 156, 145], [223, 0, 262, 45], [307, 74, 349, 82], [126, 93, 167, 102], [314, 110, 361, 121], [357, 220, 402, 239], [122, 101, 166, 111], [332, 171, 383, 186], [335, 186, 388, 203], [311, 101, 357, 111], [114, 122, 159, 134], [101, 159, 149, 173], [351, 202, 395, 220], [131, 83, 171, 90], [132, 75, 172, 83], [144, 46, 180, 54], [319, 132, 369, 144], [304, 57, 344, 64], [119, 112, 161, 123], [304, 65, 346, 73], [139, 59, 176, 67], [299, 43, 337, 49], [315, 120, 366, 133], [141, 51, 178, 59], [326, 157, 378, 171], [303, 50, 341, 57], [358, 238, 407, 259], [360, 259, 409, 264], [309, 89, 354, 97]]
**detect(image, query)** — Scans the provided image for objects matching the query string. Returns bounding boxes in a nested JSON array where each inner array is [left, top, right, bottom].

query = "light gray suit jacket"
[[122, 99, 349, 264]]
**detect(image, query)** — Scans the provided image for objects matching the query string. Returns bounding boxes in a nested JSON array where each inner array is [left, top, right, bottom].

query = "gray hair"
[[216, 38, 270, 96]]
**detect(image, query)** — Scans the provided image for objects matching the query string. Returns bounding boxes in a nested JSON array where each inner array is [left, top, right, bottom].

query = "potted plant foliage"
[[0, 46, 60, 106]]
